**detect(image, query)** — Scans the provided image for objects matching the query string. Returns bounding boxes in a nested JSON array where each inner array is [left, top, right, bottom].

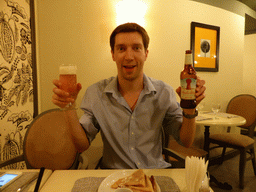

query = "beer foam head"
[[59, 64, 77, 74]]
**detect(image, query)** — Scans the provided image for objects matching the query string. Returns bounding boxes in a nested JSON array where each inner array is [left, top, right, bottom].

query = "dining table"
[[196, 112, 246, 160], [40, 169, 189, 192]]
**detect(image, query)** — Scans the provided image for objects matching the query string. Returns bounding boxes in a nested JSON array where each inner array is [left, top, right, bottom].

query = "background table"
[[196, 112, 246, 159], [40, 169, 186, 192], [196, 112, 246, 190]]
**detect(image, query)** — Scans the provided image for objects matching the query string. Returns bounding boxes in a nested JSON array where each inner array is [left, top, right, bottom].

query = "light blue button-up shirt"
[[79, 74, 183, 169]]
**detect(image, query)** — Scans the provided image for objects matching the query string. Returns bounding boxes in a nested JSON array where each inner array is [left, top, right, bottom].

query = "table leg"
[[203, 125, 210, 160], [203, 126, 233, 190]]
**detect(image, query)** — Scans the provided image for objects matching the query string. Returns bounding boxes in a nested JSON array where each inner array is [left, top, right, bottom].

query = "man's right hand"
[[52, 79, 82, 108]]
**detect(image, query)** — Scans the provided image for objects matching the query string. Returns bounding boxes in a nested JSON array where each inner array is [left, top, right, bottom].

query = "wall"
[[35, 0, 254, 149], [243, 34, 256, 95], [35, 0, 117, 116], [35, 0, 248, 114]]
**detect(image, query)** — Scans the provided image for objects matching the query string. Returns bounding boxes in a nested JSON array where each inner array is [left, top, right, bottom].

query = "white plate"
[[98, 170, 161, 192]]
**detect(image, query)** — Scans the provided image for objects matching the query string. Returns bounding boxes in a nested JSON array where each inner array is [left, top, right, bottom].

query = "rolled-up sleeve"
[[162, 86, 183, 143], [79, 88, 100, 143]]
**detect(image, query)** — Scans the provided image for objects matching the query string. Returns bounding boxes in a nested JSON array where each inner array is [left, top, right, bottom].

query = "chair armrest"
[[0, 155, 25, 168], [162, 147, 186, 163]]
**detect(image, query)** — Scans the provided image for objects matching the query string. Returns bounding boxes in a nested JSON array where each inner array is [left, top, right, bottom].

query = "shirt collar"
[[143, 74, 157, 95], [104, 74, 157, 96], [104, 76, 119, 97]]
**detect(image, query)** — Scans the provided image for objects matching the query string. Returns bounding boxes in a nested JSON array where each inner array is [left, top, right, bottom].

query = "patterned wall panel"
[[0, 0, 35, 169]]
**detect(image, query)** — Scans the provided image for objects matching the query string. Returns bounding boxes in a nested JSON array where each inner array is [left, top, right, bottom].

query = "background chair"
[[208, 94, 256, 189], [0, 108, 84, 170], [162, 128, 208, 168], [227, 94, 256, 138], [162, 140, 208, 168]]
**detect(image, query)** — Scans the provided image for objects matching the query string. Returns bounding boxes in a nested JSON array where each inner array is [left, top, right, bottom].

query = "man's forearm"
[[63, 108, 90, 152], [179, 108, 197, 148]]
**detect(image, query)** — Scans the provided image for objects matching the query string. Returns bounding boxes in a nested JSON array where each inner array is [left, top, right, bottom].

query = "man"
[[52, 23, 206, 169]]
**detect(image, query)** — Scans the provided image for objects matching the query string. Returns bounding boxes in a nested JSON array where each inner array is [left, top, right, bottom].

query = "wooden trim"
[[30, 0, 38, 118]]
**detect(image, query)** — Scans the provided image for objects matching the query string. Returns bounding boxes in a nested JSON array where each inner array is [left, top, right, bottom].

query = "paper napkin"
[[185, 156, 209, 192]]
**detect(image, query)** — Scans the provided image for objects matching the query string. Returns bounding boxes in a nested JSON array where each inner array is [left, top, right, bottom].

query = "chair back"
[[24, 108, 79, 170], [226, 94, 256, 137]]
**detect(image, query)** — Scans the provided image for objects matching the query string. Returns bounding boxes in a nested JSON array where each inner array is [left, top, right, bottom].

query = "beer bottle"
[[180, 50, 197, 109]]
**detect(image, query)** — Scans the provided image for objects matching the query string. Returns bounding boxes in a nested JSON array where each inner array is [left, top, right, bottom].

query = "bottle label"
[[180, 78, 196, 100]]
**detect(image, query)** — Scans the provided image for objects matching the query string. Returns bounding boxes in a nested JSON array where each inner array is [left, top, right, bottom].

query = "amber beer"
[[59, 64, 77, 99], [180, 50, 197, 109]]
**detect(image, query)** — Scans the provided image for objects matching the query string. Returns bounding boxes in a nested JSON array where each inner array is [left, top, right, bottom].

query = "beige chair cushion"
[[210, 133, 254, 147]]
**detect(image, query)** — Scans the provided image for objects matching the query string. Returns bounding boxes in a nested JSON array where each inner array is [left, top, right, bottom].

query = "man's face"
[[111, 32, 148, 82]]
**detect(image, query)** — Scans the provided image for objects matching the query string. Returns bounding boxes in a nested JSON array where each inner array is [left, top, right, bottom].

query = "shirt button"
[[131, 132, 134, 135], [137, 162, 140, 165], [131, 147, 134, 150]]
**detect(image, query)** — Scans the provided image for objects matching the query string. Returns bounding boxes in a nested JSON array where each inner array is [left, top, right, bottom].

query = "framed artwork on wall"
[[190, 22, 220, 72]]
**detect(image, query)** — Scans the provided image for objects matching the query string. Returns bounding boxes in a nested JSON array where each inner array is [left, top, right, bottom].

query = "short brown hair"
[[110, 23, 150, 52]]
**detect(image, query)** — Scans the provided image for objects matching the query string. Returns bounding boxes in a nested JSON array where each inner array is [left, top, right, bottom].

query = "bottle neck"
[[185, 53, 193, 65], [184, 64, 196, 74], [184, 64, 192, 67]]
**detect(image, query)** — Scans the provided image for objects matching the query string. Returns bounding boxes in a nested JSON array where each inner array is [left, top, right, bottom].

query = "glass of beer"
[[59, 64, 77, 109]]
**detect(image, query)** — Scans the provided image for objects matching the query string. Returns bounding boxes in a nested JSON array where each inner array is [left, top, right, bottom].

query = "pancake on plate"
[[111, 169, 157, 192]]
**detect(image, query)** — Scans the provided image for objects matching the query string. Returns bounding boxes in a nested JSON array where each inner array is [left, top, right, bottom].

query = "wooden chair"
[[162, 140, 208, 168], [0, 109, 83, 170], [162, 128, 208, 168], [208, 94, 256, 189]]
